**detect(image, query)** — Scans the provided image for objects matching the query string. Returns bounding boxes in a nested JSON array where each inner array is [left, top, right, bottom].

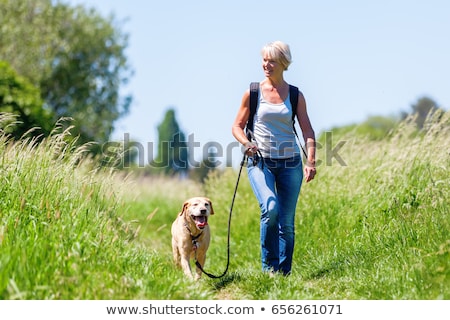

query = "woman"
[[232, 41, 316, 275]]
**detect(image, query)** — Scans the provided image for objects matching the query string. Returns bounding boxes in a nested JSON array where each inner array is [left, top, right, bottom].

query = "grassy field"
[[0, 112, 449, 300]]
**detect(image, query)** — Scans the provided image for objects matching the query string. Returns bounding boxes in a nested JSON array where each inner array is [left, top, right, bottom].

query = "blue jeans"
[[247, 155, 303, 275]]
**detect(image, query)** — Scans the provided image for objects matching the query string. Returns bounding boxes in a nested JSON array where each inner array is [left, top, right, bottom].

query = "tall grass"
[[290, 111, 450, 299], [0, 116, 150, 299], [0, 111, 448, 299]]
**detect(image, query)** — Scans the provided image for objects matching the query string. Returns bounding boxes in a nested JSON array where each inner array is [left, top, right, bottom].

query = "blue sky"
[[68, 0, 449, 167]]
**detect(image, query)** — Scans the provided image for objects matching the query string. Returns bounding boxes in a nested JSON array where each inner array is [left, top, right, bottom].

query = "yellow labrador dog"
[[171, 196, 214, 280]]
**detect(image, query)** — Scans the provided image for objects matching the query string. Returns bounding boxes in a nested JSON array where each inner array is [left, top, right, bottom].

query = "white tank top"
[[252, 89, 300, 159]]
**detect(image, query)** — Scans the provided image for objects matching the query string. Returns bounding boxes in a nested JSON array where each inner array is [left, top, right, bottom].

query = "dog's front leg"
[[180, 254, 194, 279], [195, 252, 206, 280], [172, 240, 181, 267]]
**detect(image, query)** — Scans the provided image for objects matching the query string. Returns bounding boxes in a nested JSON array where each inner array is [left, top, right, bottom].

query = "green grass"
[[0, 111, 449, 299]]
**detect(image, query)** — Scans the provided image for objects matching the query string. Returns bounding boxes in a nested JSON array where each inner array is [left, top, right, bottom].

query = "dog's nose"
[[200, 209, 207, 215]]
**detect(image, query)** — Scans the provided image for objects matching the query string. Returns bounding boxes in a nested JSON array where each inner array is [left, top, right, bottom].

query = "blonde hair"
[[261, 41, 292, 70]]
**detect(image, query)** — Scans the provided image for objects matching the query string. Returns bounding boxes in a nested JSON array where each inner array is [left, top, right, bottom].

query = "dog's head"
[[180, 197, 214, 230]]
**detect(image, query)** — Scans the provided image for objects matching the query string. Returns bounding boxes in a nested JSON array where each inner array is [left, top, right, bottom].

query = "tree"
[[411, 97, 439, 129], [0, 0, 132, 148], [189, 150, 218, 183], [151, 109, 189, 176], [0, 61, 53, 139], [401, 96, 440, 129]]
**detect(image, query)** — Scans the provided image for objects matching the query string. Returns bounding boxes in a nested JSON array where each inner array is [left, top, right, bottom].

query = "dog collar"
[[184, 221, 203, 240]]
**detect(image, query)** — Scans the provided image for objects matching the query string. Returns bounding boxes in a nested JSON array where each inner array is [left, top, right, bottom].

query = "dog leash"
[[194, 152, 247, 279]]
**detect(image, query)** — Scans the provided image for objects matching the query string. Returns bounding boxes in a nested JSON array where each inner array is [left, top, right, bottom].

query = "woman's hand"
[[244, 141, 258, 156], [304, 164, 316, 182]]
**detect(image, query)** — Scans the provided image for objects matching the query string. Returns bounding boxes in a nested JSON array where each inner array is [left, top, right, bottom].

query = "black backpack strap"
[[289, 84, 299, 122], [289, 84, 307, 157], [246, 82, 260, 139], [289, 84, 299, 137]]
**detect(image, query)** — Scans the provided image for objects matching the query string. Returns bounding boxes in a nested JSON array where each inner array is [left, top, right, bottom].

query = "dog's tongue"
[[194, 216, 208, 228]]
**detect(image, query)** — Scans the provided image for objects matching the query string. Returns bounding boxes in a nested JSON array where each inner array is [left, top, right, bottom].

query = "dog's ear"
[[206, 198, 214, 215], [179, 200, 190, 216]]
